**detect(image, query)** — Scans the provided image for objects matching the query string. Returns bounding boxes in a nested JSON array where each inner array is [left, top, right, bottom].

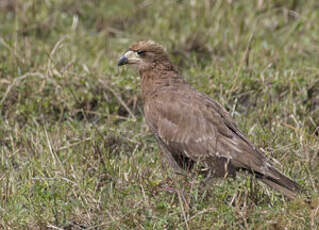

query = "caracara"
[[117, 40, 301, 199]]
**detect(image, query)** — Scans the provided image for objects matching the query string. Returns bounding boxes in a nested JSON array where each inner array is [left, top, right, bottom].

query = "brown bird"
[[117, 40, 301, 199]]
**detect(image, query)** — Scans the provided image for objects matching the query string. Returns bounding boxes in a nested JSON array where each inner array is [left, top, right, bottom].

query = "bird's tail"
[[259, 167, 301, 200]]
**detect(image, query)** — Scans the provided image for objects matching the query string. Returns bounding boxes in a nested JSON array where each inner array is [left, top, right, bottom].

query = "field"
[[1, 0, 319, 229]]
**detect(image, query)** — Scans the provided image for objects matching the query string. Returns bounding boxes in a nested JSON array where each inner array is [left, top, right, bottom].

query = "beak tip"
[[117, 56, 128, 66]]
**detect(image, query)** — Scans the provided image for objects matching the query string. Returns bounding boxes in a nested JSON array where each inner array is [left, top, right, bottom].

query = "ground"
[[0, 0, 319, 229]]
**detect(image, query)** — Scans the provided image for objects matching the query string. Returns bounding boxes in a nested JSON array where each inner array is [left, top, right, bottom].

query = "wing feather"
[[144, 85, 275, 177]]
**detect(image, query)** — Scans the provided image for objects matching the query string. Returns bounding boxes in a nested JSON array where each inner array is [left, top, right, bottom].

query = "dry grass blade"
[[229, 32, 254, 93], [99, 78, 137, 121], [177, 190, 189, 230], [0, 72, 45, 106]]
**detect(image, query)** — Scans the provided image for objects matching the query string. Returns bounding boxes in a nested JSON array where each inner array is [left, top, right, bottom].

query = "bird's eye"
[[137, 50, 146, 55]]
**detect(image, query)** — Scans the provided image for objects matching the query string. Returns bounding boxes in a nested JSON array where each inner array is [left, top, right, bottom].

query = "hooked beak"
[[117, 50, 140, 67], [117, 56, 128, 66]]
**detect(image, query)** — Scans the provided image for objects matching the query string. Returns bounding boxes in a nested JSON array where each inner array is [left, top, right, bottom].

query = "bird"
[[117, 40, 301, 199]]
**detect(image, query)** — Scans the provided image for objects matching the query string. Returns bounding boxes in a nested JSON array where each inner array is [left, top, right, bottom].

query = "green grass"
[[1, 0, 319, 229]]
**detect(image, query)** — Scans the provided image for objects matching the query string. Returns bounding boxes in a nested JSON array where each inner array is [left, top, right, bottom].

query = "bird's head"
[[117, 40, 171, 72]]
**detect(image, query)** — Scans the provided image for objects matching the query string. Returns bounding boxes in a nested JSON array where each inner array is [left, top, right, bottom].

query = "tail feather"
[[260, 167, 301, 199]]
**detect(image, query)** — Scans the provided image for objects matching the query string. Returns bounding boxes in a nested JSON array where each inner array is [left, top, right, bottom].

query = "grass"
[[0, 0, 319, 229]]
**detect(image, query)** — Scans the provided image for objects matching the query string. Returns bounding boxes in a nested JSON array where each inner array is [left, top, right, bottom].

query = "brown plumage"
[[118, 40, 301, 199]]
